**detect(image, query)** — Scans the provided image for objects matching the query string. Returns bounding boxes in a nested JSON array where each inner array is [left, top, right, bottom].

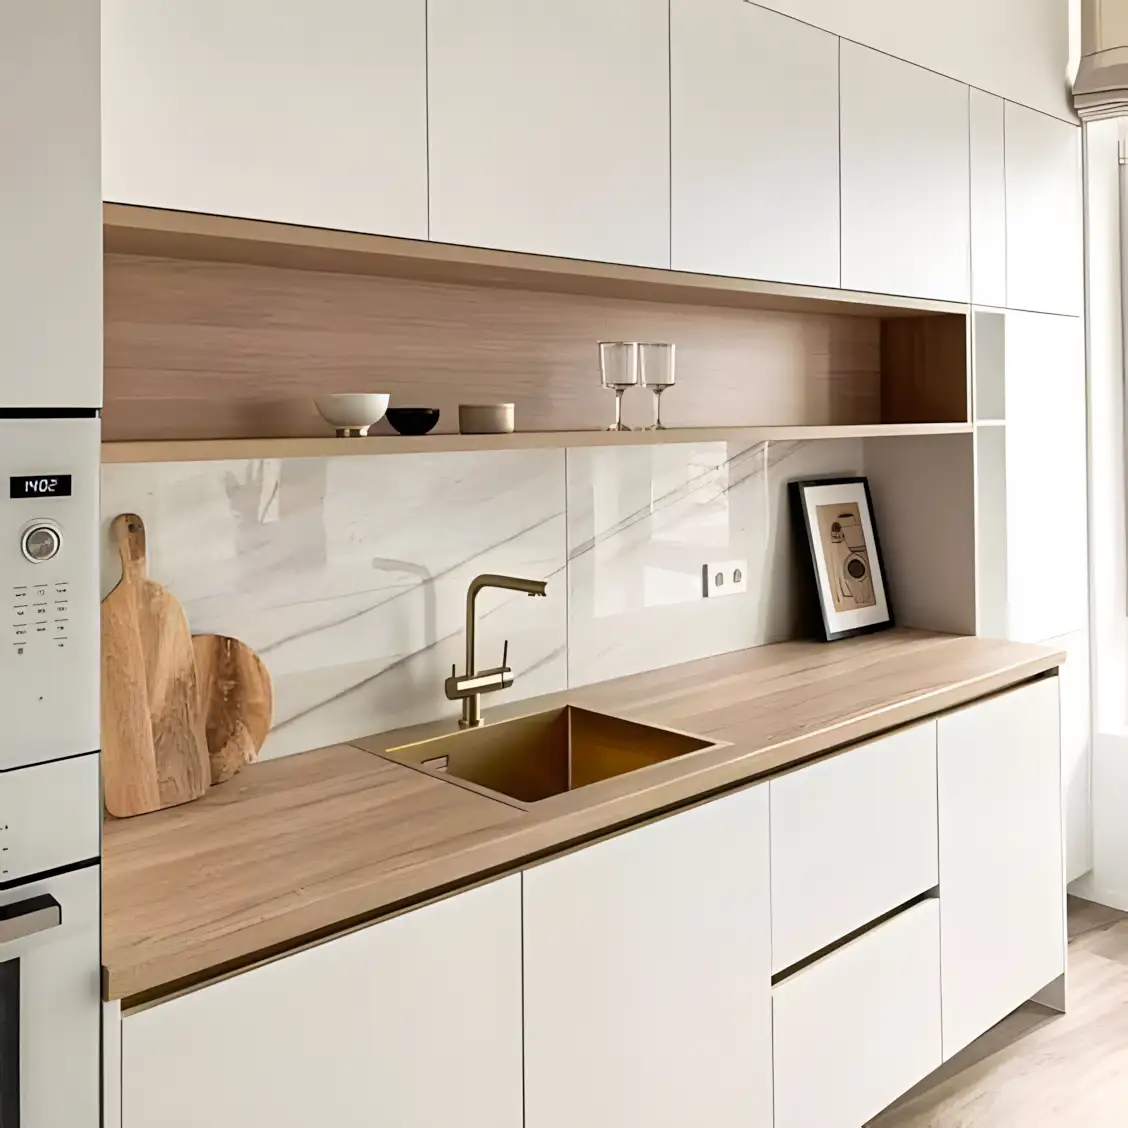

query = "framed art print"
[[790, 476, 893, 642]]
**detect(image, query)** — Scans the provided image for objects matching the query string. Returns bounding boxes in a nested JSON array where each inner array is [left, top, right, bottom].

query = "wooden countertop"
[[102, 629, 1064, 1003]]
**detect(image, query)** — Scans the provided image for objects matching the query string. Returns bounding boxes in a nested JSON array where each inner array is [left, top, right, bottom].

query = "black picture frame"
[[789, 475, 894, 642]]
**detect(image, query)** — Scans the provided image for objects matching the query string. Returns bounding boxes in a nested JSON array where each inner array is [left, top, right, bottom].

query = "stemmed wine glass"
[[640, 343, 676, 430], [598, 342, 639, 431]]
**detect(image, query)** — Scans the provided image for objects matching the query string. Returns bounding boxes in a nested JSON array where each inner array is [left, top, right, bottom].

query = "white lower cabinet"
[[522, 784, 773, 1128], [773, 899, 943, 1128], [113, 679, 1067, 1128], [937, 677, 1066, 1058], [121, 878, 523, 1128]]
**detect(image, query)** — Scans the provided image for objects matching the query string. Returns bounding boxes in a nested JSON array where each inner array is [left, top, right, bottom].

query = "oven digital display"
[[9, 475, 72, 499]]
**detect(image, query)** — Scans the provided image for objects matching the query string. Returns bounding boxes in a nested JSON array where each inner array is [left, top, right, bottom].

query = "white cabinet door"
[[1005, 102, 1083, 316], [938, 678, 1065, 1059], [428, 0, 670, 268], [122, 879, 523, 1128], [523, 785, 772, 1128], [746, 0, 1072, 126], [773, 899, 942, 1128], [970, 89, 1007, 309], [840, 42, 970, 302], [671, 0, 839, 286], [0, 0, 101, 409], [770, 721, 938, 972], [102, 0, 428, 239], [1004, 311, 1088, 643]]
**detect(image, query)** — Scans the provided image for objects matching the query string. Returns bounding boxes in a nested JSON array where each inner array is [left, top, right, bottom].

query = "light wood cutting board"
[[101, 513, 210, 817], [193, 634, 273, 784]]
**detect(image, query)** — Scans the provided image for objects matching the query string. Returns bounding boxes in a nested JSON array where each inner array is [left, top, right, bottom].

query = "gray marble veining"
[[101, 450, 568, 759], [101, 438, 866, 762]]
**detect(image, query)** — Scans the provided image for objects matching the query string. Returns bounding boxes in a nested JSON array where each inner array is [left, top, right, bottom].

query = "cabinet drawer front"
[[770, 721, 938, 972], [773, 899, 943, 1128]]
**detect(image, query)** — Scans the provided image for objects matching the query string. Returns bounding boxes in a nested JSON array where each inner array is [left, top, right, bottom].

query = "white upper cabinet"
[[523, 784, 772, 1128], [970, 89, 1007, 309], [670, 0, 839, 286], [101, 0, 428, 239], [428, 0, 670, 268], [937, 678, 1065, 1059], [122, 879, 523, 1128], [1005, 102, 1083, 316], [0, 0, 101, 409], [743, 0, 1072, 123], [840, 43, 970, 302]]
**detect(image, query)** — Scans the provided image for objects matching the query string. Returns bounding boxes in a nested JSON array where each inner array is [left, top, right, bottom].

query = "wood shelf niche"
[[102, 205, 970, 446]]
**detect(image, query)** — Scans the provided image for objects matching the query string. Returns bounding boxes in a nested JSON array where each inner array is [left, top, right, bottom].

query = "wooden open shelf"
[[104, 203, 966, 320], [101, 422, 974, 465], [103, 206, 971, 448]]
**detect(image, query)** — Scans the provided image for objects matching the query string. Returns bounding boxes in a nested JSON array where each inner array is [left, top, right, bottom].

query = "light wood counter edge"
[[103, 641, 1064, 1005]]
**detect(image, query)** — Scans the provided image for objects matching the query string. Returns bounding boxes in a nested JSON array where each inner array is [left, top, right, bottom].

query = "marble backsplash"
[[101, 438, 863, 760]]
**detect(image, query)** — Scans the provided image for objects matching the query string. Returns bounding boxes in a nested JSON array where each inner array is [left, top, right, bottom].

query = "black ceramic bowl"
[[386, 407, 440, 436]]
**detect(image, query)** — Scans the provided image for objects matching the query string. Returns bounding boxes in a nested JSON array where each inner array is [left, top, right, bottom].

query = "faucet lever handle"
[[501, 638, 509, 670]]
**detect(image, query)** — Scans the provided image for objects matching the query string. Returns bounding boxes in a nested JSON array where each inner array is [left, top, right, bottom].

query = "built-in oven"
[[0, 753, 100, 1125], [0, 864, 100, 1125], [0, 415, 102, 1126]]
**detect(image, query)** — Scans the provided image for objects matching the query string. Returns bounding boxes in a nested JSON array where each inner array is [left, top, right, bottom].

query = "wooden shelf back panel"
[[880, 314, 970, 424], [103, 253, 885, 442], [103, 204, 968, 319]]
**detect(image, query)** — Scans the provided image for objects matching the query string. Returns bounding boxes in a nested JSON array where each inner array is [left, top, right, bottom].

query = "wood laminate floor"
[[868, 897, 1128, 1126]]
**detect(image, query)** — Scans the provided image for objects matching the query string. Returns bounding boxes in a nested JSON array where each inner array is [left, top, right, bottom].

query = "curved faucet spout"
[[447, 573, 549, 729], [467, 573, 548, 602]]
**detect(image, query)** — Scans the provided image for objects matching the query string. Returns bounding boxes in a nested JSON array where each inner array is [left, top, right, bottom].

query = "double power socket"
[[701, 559, 749, 599]]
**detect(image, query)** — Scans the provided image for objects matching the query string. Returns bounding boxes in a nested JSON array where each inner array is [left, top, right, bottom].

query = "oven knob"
[[20, 523, 61, 564]]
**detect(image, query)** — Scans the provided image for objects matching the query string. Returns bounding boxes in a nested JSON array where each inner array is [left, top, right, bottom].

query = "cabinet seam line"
[[424, 0, 431, 240]]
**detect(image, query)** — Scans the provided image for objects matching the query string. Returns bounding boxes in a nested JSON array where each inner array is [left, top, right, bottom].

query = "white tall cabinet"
[[101, 0, 428, 238], [840, 42, 970, 302], [1003, 311, 1088, 644], [522, 785, 773, 1128], [670, 0, 839, 286], [937, 679, 1065, 1058], [428, 0, 670, 268], [0, 0, 102, 409], [1005, 102, 1083, 316], [120, 879, 523, 1128]]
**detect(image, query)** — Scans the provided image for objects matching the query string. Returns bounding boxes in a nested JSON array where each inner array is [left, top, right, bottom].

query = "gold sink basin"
[[385, 705, 714, 805]]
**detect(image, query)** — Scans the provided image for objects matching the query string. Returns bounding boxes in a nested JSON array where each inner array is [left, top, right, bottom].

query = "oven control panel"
[[0, 418, 99, 770]]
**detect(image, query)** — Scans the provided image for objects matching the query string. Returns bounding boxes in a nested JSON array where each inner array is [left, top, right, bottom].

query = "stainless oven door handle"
[[0, 894, 61, 944]]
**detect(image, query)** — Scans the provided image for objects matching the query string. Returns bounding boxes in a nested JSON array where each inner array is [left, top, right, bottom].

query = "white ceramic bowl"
[[315, 393, 390, 437]]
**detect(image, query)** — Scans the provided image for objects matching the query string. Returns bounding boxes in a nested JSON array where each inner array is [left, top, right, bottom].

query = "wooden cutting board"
[[192, 634, 273, 784], [101, 513, 210, 818]]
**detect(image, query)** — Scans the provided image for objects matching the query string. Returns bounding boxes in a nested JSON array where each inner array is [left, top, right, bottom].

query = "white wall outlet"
[[702, 560, 749, 598]]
